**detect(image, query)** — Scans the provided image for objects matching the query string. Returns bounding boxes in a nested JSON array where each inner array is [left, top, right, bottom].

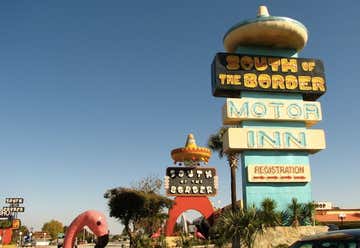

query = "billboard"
[[212, 53, 326, 100], [0, 197, 25, 219], [5, 198, 24, 204], [165, 167, 218, 197]]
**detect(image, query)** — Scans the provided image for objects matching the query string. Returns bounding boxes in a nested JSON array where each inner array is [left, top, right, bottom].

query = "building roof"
[[316, 209, 360, 224]]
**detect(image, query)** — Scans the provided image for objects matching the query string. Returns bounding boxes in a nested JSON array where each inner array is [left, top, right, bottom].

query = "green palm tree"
[[301, 202, 316, 226], [208, 127, 239, 212], [215, 206, 264, 248], [284, 198, 303, 227], [259, 198, 280, 227]]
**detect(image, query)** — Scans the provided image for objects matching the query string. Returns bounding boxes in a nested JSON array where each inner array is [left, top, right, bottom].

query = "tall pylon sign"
[[165, 134, 218, 236], [211, 6, 326, 210]]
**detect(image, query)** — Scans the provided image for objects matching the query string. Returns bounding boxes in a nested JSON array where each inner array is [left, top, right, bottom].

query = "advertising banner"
[[212, 53, 326, 100], [165, 167, 218, 197]]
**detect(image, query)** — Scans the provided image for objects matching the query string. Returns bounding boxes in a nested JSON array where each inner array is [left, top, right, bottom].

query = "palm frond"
[[207, 127, 228, 159]]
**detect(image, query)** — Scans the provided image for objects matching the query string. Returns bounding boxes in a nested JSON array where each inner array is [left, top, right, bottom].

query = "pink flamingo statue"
[[64, 210, 109, 248], [194, 227, 206, 240], [150, 227, 161, 239]]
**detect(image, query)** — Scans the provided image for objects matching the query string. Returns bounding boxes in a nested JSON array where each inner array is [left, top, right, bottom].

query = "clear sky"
[[1, 0, 360, 234]]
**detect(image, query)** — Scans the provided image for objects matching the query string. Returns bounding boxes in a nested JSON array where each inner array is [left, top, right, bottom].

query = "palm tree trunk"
[[231, 165, 237, 212], [232, 235, 240, 248], [228, 153, 238, 211], [228, 154, 240, 248], [231, 164, 239, 248]]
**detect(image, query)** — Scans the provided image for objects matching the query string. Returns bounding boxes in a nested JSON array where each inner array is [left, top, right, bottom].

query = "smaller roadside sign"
[[0, 209, 11, 218], [2, 207, 25, 213], [5, 198, 24, 204]]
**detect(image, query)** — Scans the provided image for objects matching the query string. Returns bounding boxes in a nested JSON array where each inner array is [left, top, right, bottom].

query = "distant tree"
[[42, 220, 63, 240], [76, 228, 94, 242], [104, 183, 172, 247], [131, 175, 162, 194], [130, 175, 169, 236]]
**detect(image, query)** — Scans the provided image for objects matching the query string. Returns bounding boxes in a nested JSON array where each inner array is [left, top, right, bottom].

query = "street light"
[[29, 228, 33, 244], [43, 232, 46, 241], [338, 213, 346, 229]]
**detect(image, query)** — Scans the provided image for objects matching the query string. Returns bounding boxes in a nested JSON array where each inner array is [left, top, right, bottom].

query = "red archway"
[[165, 196, 214, 236], [0, 228, 13, 245]]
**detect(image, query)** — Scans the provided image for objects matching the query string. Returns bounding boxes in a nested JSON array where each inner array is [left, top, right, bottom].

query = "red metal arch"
[[165, 196, 214, 236], [0, 228, 13, 245]]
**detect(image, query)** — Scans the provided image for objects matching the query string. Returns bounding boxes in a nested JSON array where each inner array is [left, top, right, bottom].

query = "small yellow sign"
[[12, 219, 21, 229]]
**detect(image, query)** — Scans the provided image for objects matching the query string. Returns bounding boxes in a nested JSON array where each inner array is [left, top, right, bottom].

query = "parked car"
[[289, 229, 360, 248], [327, 224, 340, 231]]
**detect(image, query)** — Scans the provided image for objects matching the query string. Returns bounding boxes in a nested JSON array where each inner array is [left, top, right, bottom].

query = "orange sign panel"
[[12, 219, 21, 229]]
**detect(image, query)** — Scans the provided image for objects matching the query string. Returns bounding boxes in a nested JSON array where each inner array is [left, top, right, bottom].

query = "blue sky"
[[1, 0, 360, 234]]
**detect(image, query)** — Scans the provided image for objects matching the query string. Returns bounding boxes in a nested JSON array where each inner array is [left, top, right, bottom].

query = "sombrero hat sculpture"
[[223, 6, 308, 52]]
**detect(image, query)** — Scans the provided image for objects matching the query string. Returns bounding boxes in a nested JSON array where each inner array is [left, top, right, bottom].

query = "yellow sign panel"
[[247, 164, 311, 183], [223, 128, 326, 153], [223, 98, 322, 127], [12, 219, 21, 229]]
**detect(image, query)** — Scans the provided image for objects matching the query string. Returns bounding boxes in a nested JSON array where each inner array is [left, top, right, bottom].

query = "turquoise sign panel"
[[238, 90, 312, 209], [240, 150, 311, 210], [211, 8, 326, 213]]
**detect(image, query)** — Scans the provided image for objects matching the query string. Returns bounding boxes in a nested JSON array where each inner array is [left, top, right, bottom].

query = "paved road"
[[79, 243, 129, 248]]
